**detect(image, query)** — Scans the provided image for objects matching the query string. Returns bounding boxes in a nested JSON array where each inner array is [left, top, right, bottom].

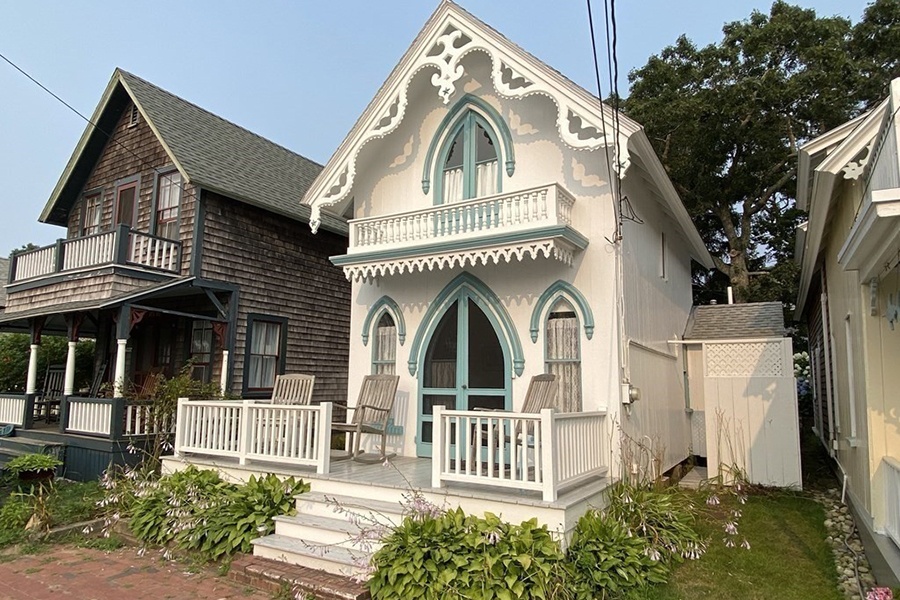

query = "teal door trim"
[[416, 288, 512, 458]]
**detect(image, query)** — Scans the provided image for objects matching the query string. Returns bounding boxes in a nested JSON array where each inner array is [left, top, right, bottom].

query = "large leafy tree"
[[623, 0, 897, 304]]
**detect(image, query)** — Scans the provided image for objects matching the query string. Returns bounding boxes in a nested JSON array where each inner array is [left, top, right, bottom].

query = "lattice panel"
[[705, 342, 784, 378]]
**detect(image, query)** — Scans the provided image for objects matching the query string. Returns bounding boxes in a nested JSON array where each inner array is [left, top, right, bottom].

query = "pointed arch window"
[[372, 312, 397, 375], [545, 298, 582, 412], [440, 112, 500, 203]]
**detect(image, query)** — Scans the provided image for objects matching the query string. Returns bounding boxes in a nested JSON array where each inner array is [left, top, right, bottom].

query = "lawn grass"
[[643, 489, 840, 600]]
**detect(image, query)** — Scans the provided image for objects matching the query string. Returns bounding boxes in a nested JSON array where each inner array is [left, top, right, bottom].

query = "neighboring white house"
[[795, 78, 900, 584], [304, 0, 712, 475]]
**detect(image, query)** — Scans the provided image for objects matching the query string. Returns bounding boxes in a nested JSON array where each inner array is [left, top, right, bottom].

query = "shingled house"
[[0, 69, 350, 477]]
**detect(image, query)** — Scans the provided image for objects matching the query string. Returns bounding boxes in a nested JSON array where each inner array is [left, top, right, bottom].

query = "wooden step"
[[251, 533, 371, 579], [296, 491, 405, 526], [274, 513, 383, 552], [230, 553, 370, 600]]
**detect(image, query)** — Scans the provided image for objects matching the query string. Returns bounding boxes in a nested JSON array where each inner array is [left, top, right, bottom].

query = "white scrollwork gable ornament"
[[842, 139, 874, 180]]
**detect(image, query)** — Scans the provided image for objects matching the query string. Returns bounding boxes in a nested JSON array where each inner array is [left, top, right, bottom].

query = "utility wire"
[[586, 0, 620, 240], [0, 52, 187, 201]]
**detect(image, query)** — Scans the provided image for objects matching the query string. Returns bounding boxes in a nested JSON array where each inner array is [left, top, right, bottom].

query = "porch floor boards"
[[169, 453, 611, 511]]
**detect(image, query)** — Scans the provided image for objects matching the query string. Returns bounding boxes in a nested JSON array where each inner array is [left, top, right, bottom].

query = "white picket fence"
[[174, 399, 333, 474], [0, 395, 26, 426], [885, 457, 900, 549], [431, 407, 607, 502]]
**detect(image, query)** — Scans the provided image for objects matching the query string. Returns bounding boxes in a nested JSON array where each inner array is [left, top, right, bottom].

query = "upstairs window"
[[82, 192, 102, 236], [114, 179, 138, 228], [155, 171, 182, 239], [440, 111, 500, 203]]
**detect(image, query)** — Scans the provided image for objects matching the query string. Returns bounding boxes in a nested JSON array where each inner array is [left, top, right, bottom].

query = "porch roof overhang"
[[331, 225, 589, 282], [837, 187, 900, 281], [0, 277, 233, 337]]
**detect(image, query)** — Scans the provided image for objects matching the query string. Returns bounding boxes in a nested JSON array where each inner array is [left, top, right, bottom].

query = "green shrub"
[[603, 482, 705, 564], [127, 466, 308, 560], [5, 453, 62, 476], [0, 494, 31, 546], [568, 509, 669, 599], [369, 508, 570, 600]]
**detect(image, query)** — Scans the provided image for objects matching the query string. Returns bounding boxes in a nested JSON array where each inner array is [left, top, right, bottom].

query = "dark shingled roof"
[[684, 302, 786, 340], [118, 70, 338, 229], [42, 69, 346, 235]]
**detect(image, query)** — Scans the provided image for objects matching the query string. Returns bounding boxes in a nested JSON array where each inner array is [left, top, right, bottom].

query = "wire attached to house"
[[0, 51, 188, 202]]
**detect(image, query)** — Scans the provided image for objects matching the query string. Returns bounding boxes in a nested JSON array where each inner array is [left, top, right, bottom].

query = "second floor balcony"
[[8, 224, 182, 285], [333, 183, 588, 280]]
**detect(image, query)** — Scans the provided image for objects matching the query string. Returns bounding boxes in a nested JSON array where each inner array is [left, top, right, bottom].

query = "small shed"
[[682, 302, 802, 488]]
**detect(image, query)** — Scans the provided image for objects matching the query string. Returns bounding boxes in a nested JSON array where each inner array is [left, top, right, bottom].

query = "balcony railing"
[[348, 183, 576, 254], [9, 224, 182, 284]]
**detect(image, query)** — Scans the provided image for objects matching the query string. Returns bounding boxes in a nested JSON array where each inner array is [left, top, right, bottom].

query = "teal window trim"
[[361, 295, 406, 346], [421, 94, 515, 197], [529, 280, 595, 343], [371, 312, 397, 375], [409, 272, 524, 377]]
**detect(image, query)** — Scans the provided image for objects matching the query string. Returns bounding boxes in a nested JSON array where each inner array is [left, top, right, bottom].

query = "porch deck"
[[164, 452, 611, 511]]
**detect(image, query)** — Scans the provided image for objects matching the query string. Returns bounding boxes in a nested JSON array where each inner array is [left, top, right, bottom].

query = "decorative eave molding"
[[336, 237, 582, 283], [795, 100, 890, 318], [303, 1, 635, 233]]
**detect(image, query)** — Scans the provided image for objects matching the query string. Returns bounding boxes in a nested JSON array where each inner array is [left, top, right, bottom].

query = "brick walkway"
[[0, 545, 270, 600]]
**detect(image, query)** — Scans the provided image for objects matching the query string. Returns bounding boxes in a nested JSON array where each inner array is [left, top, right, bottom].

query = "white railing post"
[[432, 405, 444, 490], [316, 402, 333, 475], [238, 400, 251, 465], [173, 398, 188, 458], [540, 408, 557, 502]]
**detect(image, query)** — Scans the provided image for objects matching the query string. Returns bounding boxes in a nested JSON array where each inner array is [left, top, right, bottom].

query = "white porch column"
[[26, 344, 40, 395], [64, 341, 77, 396], [220, 350, 229, 395], [113, 339, 128, 397]]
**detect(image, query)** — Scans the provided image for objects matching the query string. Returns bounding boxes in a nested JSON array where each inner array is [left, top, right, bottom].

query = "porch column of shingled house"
[[63, 314, 83, 396], [25, 316, 44, 395], [113, 305, 132, 397]]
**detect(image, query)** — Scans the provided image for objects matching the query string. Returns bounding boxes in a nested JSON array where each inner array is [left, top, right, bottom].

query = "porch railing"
[[0, 394, 27, 427], [173, 399, 333, 475], [885, 457, 900, 549], [124, 402, 174, 437], [9, 224, 182, 283], [348, 183, 576, 253], [64, 397, 117, 436], [431, 406, 607, 502]]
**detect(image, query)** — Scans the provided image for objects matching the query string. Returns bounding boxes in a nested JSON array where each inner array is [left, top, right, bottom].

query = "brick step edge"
[[229, 554, 371, 600]]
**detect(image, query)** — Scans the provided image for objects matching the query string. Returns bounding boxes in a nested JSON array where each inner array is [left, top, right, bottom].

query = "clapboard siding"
[[200, 191, 350, 405], [64, 100, 195, 274]]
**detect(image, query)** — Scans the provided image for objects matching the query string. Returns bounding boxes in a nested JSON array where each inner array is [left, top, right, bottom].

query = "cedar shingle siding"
[[201, 191, 350, 405]]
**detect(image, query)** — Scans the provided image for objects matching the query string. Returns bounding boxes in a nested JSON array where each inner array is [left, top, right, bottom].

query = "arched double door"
[[417, 290, 510, 457]]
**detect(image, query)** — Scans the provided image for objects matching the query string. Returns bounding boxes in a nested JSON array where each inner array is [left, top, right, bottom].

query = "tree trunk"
[[726, 251, 751, 303]]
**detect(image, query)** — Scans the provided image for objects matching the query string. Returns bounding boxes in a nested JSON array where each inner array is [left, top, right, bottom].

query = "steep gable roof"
[[40, 69, 347, 235], [300, 1, 712, 267], [684, 302, 786, 340]]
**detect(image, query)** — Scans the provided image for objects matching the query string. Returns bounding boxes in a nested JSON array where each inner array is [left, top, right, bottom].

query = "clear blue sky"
[[0, 0, 869, 255]]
